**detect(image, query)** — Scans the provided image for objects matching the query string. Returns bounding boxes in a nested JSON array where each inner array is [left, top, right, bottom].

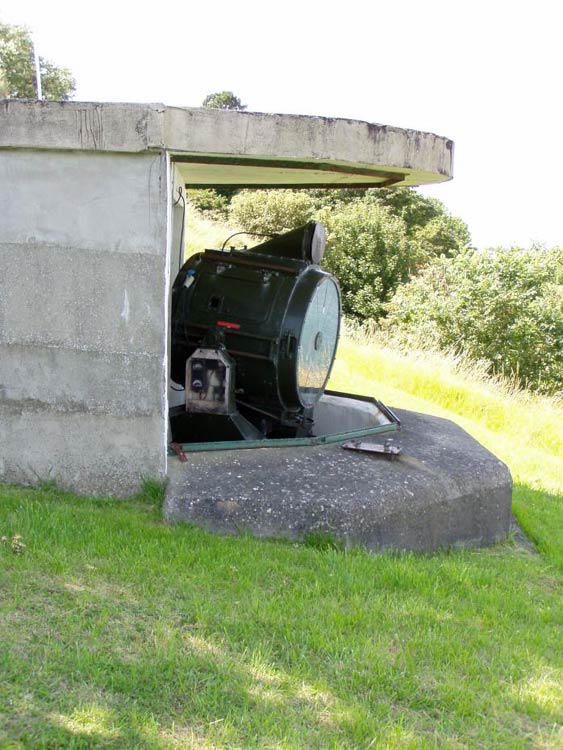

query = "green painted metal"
[[169, 222, 341, 438], [168, 420, 398, 455]]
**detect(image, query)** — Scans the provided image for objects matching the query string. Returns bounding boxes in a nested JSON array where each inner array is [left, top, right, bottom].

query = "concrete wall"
[[0, 148, 170, 494]]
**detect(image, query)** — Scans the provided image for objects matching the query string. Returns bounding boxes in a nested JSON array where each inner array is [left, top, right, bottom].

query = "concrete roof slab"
[[1, 101, 453, 188]]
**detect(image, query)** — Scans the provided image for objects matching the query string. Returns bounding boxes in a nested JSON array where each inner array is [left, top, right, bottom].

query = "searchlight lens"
[[297, 276, 340, 407]]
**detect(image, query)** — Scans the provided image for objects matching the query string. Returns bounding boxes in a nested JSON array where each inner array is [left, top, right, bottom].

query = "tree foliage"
[[410, 214, 472, 264], [310, 188, 471, 254], [367, 188, 446, 235], [0, 22, 75, 100], [202, 91, 246, 110], [187, 189, 232, 220], [229, 190, 315, 235], [227, 187, 470, 320], [318, 201, 413, 320], [385, 247, 563, 395]]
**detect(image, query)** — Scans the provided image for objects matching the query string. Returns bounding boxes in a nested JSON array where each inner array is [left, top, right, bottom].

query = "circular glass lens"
[[296, 277, 340, 407]]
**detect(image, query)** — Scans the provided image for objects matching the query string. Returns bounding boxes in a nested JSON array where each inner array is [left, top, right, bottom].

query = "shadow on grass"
[[5, 619, 374, 748], [9, 603, 563, 750], [512, 483, 563, 570]]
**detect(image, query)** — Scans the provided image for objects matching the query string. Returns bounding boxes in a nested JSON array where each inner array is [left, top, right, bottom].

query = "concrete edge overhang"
[[0, 100, 454, 188]]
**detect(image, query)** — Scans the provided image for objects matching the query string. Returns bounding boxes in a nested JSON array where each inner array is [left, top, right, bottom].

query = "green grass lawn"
[[1, 335, 562, 749]]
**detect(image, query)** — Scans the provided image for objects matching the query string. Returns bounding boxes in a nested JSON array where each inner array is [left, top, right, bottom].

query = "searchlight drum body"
[[170, 222, 341, 442]]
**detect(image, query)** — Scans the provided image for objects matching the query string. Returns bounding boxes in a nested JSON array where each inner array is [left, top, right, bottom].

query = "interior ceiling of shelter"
[[172, 155, 449, 189]]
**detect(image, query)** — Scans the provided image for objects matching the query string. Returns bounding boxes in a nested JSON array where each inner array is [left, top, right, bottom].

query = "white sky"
[[2, 0, 561, 249]]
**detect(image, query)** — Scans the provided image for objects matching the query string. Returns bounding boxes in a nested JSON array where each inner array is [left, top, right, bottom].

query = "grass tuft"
[[303, 531, 345, 552], [139, 477, 168, 510]]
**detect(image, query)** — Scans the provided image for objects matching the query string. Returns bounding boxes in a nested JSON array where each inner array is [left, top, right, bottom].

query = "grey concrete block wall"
[[0, 149, 169, 494]]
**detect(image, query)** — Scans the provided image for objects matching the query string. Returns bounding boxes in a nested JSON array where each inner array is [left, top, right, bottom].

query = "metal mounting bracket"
[[341, 438, 402, 459]]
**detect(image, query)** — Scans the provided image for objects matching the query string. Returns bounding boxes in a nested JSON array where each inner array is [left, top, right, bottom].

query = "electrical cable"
[[171, 187, 187, 393], [174, 186, 186, 273]]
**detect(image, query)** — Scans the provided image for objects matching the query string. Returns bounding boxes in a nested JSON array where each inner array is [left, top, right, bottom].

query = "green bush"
[[318, 200, 414, 320], [385, 247, 563, 396], [228, 189, 315, 235], [187, 189, 231, 220], [410, 213, 471, 261]]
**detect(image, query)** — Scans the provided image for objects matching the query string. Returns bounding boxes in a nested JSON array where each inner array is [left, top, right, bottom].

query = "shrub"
[[410, 214, 471, 261], [187, 189, 231, 220], [228, 189, 315, 235], [318, 200, 413, 320], [385, 247, 563, 396]]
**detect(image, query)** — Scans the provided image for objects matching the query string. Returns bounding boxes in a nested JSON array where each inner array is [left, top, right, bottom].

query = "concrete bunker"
[[0, 101, 512, 551]]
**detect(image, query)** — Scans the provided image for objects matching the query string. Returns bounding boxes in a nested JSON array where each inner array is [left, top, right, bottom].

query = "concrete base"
[[164, 409, 513, 553]]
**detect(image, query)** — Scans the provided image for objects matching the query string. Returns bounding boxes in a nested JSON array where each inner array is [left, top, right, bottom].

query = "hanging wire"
[[174, 187, 186, 273], [170, 187, 187, 393]]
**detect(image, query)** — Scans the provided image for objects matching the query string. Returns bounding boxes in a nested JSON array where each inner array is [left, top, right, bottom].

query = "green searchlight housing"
[[169, 222, 341, 442]]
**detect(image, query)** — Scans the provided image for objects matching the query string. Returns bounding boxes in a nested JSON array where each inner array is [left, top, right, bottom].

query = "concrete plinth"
[[164, 409, 513, 553]]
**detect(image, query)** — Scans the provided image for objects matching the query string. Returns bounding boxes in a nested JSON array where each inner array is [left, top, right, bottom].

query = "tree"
[[202, 91, 246, 110], [367, 188, 445, 234], [410, 214, 471, 264], [0, 22, 75, 100], [317, 200, 412, 320], [309, 187, 471, 261]]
